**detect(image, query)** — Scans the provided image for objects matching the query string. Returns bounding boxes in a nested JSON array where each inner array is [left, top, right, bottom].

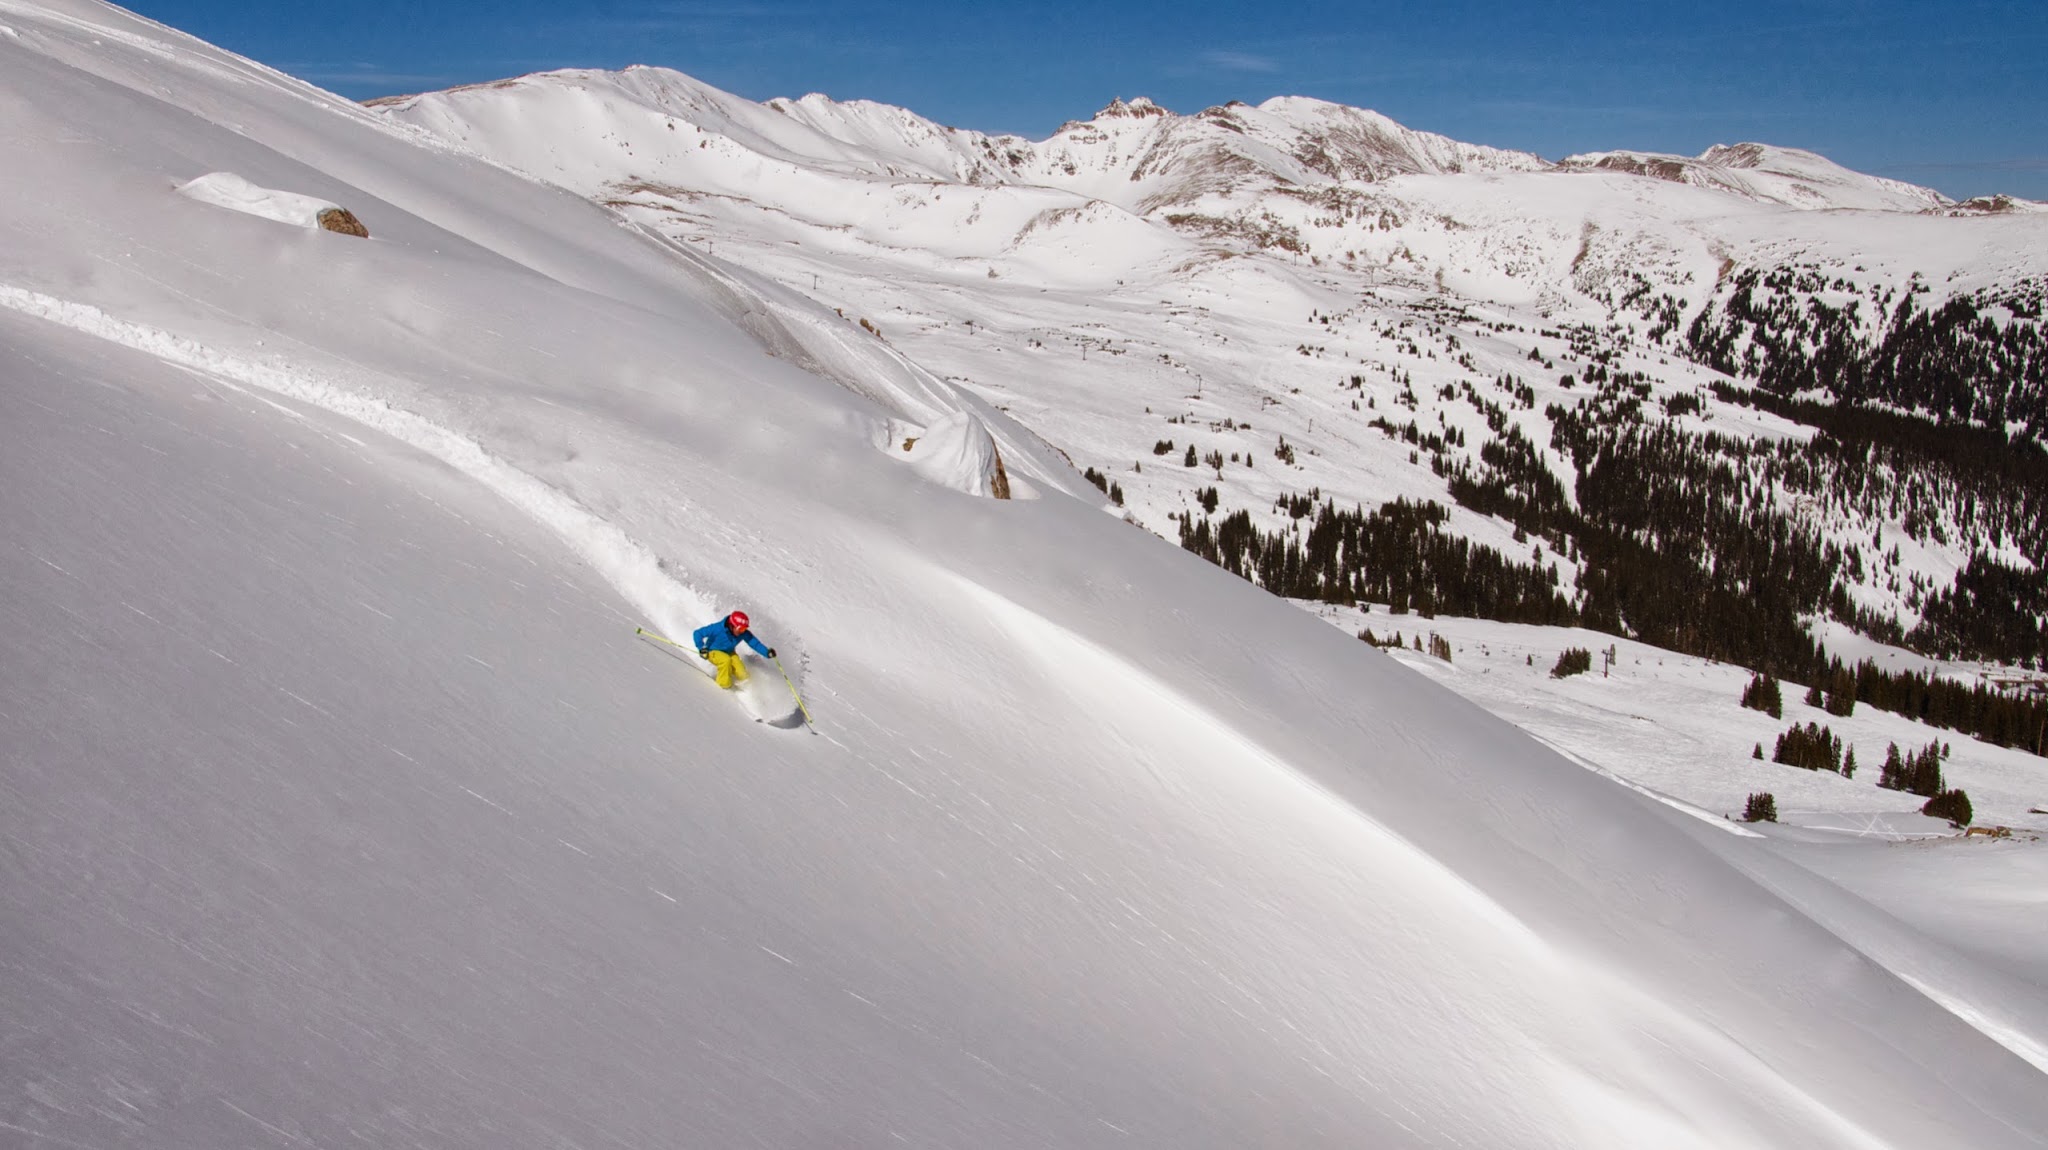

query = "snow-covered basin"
[[1299, 601, 2048, 1075], [1312, 602, 2048, 832]]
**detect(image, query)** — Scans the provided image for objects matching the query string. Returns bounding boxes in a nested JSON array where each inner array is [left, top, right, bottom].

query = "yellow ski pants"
[[705, 649, 750, 690]]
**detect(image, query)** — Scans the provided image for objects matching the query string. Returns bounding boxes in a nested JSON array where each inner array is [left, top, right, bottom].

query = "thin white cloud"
[[1200, 50, 1279, 73]]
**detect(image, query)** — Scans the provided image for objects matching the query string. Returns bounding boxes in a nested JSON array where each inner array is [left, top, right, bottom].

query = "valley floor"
[[1302, 598, 2048, 1010], [1299, 600, 2047, 834]]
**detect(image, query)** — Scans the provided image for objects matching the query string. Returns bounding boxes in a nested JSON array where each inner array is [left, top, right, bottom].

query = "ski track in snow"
[[0, 282, 727, 671]]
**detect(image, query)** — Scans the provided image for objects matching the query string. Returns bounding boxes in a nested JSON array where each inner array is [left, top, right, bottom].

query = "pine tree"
[[1879, 742, 1906, 790], [1922, 789, 1973, 827], [1743, 792, 1778, 823], [1876, 740, 1947, 797], [1550, 648, 1592, 678], [1773, 723, 1843, 773], [1825, 665, 1858, 717], [1740, 673, 1784, 718], [1909, 743, 1945, 798]]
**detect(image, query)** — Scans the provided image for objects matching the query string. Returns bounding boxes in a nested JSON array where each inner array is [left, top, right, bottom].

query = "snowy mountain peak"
[[1698, 141, 1806, 169], [1938, 192, 2048, 216], [1094, 94, 1170, 119], [1243, 95, 1548, 181], [1558, 141, 1951, 211]]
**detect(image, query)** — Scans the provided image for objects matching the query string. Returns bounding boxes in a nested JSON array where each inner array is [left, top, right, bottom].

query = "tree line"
[[1685, 270, 2046, 441]]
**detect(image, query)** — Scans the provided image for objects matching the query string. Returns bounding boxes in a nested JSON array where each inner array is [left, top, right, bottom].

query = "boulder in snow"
[[316, 207, 370, 237]]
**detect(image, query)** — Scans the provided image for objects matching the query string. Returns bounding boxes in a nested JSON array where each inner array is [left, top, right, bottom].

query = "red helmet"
[[726, 611, 750, 633]]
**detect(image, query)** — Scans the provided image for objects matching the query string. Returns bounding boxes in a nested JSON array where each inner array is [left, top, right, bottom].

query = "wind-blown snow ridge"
[[0, 0, 405, 133], [0, 283, 717, 643], [1897, 971, 2048, 1075], [955, 567, 1563, 940], [1524, 732, 1765, 839]]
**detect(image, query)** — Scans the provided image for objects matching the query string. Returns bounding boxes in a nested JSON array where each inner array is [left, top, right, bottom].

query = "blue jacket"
[[694, 619, 770, 658]]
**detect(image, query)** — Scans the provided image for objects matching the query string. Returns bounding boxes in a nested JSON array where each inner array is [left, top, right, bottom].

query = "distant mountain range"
[[375, 68, 2037, 215], [375, 69, 2048, 688]]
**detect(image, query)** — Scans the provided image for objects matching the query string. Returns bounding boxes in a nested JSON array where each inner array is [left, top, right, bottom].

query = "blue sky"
[[134, 0, 2047, 199]]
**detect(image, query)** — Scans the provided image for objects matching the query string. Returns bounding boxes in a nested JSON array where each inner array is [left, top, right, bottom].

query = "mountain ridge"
[[372, 65, 2022, 215], [1555, 141, 1954, 212]]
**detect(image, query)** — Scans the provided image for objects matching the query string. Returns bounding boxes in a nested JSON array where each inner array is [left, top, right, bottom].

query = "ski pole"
[[773, 654, 815, 728], [635, 625, 690, 651]]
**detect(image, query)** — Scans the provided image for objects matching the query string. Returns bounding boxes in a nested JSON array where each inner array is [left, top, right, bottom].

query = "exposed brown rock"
[[990, 447, 1011, 500], [317, 207, 369, 238], [1582, 154, 1692, 183]]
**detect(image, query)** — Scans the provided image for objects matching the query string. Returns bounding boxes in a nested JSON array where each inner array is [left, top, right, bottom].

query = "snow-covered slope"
[[6, 4, 2048, 1147]]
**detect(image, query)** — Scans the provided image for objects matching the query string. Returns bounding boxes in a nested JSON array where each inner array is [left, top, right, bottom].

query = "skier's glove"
[[766, 648, 778, 659]]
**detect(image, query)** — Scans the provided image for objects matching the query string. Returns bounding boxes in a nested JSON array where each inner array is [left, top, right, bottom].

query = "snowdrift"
[[893, 411, 1022, 499], [177, 170, 348, 230], [2, 4, 2045, 1148]]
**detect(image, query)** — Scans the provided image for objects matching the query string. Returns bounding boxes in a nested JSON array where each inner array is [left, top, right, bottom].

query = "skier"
[[693, 610, 777, 690]]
